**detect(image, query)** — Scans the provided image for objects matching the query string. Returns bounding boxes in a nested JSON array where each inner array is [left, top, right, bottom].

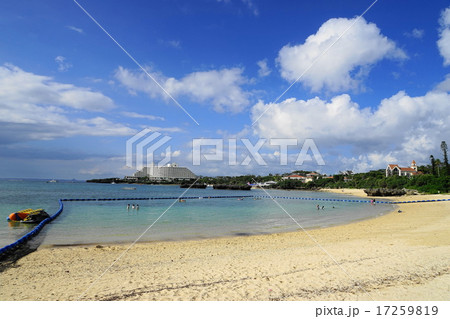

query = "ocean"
[[0, 180, 394, 247]]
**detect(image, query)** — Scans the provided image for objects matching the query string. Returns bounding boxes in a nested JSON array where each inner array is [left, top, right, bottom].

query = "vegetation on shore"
[[271, 141, 449, 194], [293, 170, 448, 194], [87, 141, 449, 195], [87, 171, 448, 194]]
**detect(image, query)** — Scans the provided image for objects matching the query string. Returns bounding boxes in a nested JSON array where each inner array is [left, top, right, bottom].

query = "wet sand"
[[0, 192, 449, 301]]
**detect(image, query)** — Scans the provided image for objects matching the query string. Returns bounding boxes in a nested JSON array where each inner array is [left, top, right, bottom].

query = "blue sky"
[[1, 0, 449, 179]]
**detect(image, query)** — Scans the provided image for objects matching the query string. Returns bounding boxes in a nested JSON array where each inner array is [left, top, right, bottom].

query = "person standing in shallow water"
[[317, 204, 320, 210]]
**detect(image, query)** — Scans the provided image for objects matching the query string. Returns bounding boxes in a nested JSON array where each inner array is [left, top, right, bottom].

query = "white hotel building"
[[133, 163, 197, 181]]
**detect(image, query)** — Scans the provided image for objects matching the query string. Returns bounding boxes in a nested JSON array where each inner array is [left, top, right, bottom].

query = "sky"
[[0, 0, 449, 179]]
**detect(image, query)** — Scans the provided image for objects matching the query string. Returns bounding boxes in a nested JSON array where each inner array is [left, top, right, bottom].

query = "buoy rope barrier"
[[0, 199, 64, 258], [252, 196, 450, 205]]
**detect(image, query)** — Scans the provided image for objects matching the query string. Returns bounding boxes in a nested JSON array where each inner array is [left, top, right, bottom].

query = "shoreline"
[[0, 193, 448, 301]]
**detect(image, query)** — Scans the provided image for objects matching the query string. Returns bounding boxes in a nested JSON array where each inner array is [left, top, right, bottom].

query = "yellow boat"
[[7, 208, 34, 221], [21, 209, 50, 223], [7, 208, 49, 223]]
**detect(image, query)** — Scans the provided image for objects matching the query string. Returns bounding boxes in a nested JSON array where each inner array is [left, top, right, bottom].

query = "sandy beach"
[[0, 190, 449, 301]]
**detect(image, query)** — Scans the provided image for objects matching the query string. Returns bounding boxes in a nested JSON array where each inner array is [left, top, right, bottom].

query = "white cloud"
[[277, 17, 407, 93], [438, 7, 450, 66], [138, 126, 183, 133], [115, 66, 251, 113], [0, 64, 115, 112], [161, 150, 181, 158], [257, 59, 271, 77], [338, 152, 399, 174], [436, 73, 450, 91], [121, 111, 165, 121], [77, 156, 136, 178], [55, 56, 72, 72], [404, 28, 424, 39], [251, 89, 450, 172], [66, 25, 84, 34], [0, 64, 134, 143]]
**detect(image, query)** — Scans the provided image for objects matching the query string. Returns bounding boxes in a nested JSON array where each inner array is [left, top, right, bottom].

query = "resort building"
[[386, 160, 419, 177], [282, 174, 305, 180], [306, 172, 320, 179], [134, 163, 197, 181], [282, 174, 314, 183]]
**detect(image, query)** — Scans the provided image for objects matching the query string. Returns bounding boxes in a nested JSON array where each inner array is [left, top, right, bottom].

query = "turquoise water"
[[0, 180, 394, 246]]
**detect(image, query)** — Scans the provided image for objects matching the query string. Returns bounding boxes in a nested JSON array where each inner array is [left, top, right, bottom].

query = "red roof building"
[[386, 160, 419, 177]]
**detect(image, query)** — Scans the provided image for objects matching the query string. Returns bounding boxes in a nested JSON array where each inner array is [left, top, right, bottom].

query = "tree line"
[[276, 141, 449, 194], [201, 141, 449, 194]]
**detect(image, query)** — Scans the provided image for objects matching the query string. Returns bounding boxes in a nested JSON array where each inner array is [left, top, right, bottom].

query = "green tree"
[[430, 155, 436, 176], [441, 141, 449, 176], [435, 159, 443, 177]]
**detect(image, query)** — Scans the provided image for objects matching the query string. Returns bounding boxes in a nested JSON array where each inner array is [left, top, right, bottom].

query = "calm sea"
[[0, 180, 394, 247]]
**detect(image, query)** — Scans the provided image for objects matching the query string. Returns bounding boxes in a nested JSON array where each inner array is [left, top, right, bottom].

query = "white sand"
[[0, 193, 449, 301]]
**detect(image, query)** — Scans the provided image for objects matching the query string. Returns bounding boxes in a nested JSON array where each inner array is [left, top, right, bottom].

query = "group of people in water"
[[316, 198, 377, 211], [316, 204, 336, 210], [126, 203, 139, 211]]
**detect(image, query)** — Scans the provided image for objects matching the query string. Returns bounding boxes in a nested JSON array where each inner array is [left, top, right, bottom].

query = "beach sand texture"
[[0, 191, 449, 301]]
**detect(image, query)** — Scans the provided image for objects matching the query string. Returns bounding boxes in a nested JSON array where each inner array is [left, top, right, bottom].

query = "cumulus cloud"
[[251, 89, 450, 172], [435, 73, 450, 91], [277, 17, 407, 93], [115, 66, 251, 113], [0, 64, 115, 112], [438, 7, 450, 66], [257, 59, 271, 77], [0, 64, 134, 143]]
